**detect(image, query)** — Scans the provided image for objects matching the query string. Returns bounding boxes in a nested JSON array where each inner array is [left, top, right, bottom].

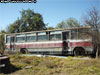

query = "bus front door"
[[62, 31, 69, 54], [10, 36, 15, 50]]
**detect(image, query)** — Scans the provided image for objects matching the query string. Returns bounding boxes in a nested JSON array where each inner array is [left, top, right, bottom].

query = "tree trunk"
[[96, 44, 99, 59]]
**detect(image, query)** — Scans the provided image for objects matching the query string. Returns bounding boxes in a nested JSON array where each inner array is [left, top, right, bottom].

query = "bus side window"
[[50, 34, 55, 40], [66, 32, 69, 39], [6, 35, 10, 43], [78, 28, 91, 39], [38, 32, 48, 41], [71, 29, 77, 39], [11, 37, 15, 43], [50, 31, 62, 41], [26, 33, 36, 42], [16, 34, 25, 42], [62, 31, 70, 40], [55, 34, 61, 40]]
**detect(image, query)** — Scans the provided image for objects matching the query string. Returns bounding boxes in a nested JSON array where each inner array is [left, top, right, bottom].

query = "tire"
[[20, 48, 28, 54], [74, 47, 85, 56]]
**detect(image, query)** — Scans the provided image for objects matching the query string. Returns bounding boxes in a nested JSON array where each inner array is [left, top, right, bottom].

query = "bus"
[[5, 26, 94, 56]]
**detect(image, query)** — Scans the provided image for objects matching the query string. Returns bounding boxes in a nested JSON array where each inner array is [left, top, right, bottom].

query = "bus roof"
[[5, 26, 91, 36]]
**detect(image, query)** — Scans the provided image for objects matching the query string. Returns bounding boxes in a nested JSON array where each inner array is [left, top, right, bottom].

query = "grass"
[[0, 55, 100, 75]]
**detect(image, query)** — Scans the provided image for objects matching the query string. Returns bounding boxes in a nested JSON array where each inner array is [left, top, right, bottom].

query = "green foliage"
[[7, 9, 46, 33], [56, 17, 80, 28], [47, 26, 55, 30], [56, 21, 67, 28], [0, 30, 6, 55]]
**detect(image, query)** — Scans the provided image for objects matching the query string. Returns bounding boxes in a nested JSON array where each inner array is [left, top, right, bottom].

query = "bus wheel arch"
[[20, 48, 28, 54], [73, 47, 85, 56]]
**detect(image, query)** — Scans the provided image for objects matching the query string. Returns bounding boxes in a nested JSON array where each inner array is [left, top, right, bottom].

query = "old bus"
[[5, 26, 93, 55]]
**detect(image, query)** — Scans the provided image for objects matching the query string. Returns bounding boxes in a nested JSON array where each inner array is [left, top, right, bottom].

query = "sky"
[[0, 0, 99, 31]]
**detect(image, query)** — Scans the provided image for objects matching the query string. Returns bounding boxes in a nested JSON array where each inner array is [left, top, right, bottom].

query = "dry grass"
[[0, 55, 100, 75]]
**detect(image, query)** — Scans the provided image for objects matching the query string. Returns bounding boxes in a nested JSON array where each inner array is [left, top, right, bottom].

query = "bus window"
[[50, 31, 62, 41], [55, 34, 61, 40], [71, 29, 77, 39], [16, 34, 25, 42], [6, 35, 10, 43], [38, 32, 48, 41], [26, 33, 36, 42], [78, 28, 91, 39], [62, 31, 70, 40], [11, 37, 15, 43], [50, 34, 55, 40]]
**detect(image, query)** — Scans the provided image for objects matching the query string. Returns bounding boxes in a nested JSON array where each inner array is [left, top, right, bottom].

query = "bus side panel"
[[6, 41, 64, 54], [68, 40, 93, 55]]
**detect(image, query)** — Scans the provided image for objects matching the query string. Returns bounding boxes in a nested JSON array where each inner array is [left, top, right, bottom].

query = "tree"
[[7, 9, 46, 33], [7, 18, 21, 33], [0, 30, 6, 55], [47, 26, 55, 30], [56, 17, 80, 28], [66, 17, 80, 27], [82, 7, 100, 58], [56, 21, 67, 28]]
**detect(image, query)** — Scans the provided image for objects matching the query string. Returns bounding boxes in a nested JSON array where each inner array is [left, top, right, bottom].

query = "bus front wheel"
[[20, 48, 28, 54]]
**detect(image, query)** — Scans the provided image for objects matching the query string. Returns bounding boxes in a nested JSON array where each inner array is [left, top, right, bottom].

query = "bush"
[[0, 30, 6, 55]]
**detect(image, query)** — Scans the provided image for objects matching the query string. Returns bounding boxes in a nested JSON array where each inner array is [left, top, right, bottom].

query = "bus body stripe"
[[6, 43, 63, 48], [6, 41, 92, 49], [70, 42, 92, 47]]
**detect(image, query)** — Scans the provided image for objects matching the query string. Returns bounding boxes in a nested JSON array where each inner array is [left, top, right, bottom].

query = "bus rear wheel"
[[73, 47, 85, 56], [20, 48, 28, 54]]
